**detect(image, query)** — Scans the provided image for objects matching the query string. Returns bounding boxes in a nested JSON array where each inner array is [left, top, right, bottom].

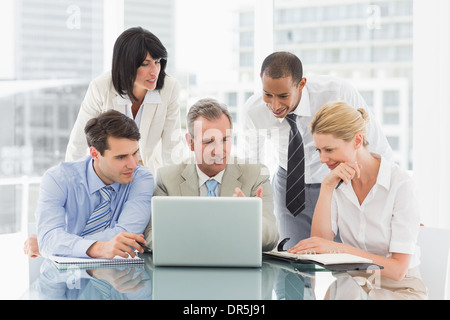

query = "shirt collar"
[[86, 157, 120, 194], [373, 153, 391, 190], [337, 153, 391, 193], [278, 85, 312, 124], [115, 89, 162, 105], [195, 165, 225, 188], [294, 85, 311, 117]]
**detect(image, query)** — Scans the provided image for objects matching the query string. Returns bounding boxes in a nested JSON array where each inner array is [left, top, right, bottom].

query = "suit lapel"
[[220, 164, 242, 196], [180, 164, 200, 196], [177, 163, 243, 197], [140, 91, 162, 137], [114, 91, 161, 161], [113, 94, 127, 114], [138, 102, 158, 156]]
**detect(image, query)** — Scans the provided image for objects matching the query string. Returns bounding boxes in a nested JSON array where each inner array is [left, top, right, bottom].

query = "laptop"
[[151, 196, 262, 267]]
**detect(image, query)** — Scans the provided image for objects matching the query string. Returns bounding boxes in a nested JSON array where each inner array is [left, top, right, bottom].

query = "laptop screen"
[[151, 196, 262, 267]]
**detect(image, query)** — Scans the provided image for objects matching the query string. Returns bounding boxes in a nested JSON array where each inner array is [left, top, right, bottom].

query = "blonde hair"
[[310, 101, 370, 147]]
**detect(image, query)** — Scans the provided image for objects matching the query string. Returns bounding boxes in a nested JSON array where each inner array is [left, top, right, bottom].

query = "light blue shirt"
[[36, 156, 154, 258]]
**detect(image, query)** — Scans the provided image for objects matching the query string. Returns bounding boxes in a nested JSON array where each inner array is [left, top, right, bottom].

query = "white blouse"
[[331, 154, 421, 268], [120, 89, 163, 129]]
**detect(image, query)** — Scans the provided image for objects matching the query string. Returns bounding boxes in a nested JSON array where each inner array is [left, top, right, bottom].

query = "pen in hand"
[[335, 161, 358, 190]]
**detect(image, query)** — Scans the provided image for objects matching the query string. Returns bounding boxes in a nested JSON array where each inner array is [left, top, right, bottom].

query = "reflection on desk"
[[153, 267, 263, 300], [21, 253, 426, 300], [26, 258, 152, 300]]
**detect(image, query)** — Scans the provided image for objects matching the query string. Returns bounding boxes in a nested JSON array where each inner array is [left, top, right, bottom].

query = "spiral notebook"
[[50, 254, 144, 270]]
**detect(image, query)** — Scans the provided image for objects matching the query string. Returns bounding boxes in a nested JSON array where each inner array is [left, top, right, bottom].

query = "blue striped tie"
[[206, 180, 218, 197], [81, 186, 114, 236]]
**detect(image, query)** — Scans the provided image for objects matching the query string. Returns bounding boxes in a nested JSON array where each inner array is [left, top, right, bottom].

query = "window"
[[225, 92, 238, 107], [273, 0, 413, 170], [0, 0, 267, 237], [0, 0, 104, 237], [1, 0, 450, 299], [383, 90, 400, 106], [359, 90, 374, 108], [240, 31, 254, 47]]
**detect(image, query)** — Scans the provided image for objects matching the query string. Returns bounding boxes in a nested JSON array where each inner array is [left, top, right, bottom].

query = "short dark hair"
[[84, 110, 141, 155], [186, 98, 233, 137], [260, 52, 303, 86], [112, 26, 168, 102]]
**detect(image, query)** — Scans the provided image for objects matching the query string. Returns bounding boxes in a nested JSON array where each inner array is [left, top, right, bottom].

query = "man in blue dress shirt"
[[24, 110, 154, 259]]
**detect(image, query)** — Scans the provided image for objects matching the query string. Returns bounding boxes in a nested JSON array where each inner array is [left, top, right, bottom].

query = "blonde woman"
[[288, 101, 427, 298]]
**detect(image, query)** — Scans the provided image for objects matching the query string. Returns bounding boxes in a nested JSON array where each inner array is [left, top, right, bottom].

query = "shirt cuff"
[[72, 238, 97, 258], [389, 241, 416, 255]]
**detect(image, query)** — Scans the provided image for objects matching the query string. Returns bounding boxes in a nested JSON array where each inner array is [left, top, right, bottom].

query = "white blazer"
[[65, 71, 185, 175]]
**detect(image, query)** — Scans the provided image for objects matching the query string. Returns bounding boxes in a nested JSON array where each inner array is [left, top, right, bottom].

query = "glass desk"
[[20, 253, 423, 301]]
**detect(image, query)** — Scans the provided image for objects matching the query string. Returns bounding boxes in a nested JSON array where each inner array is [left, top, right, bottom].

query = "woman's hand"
[[322, 161, 361, 189], [287, 236, 341, 255]]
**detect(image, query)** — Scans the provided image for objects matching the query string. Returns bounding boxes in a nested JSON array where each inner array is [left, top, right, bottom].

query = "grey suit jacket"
[[144, 159, 279, 252]]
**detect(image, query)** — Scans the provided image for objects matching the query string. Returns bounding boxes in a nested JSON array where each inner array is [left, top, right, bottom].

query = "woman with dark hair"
[[66, 27, 184, 175]]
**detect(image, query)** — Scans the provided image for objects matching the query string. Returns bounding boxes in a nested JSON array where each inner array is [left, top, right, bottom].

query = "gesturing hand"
[[233, 186, 263, 198]]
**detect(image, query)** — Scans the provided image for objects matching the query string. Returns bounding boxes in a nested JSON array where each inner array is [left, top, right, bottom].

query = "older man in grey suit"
[[144, 98, 279, 251]]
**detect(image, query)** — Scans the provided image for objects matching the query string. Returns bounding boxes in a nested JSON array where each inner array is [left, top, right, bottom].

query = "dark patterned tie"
[[285, 113, 305, 216]]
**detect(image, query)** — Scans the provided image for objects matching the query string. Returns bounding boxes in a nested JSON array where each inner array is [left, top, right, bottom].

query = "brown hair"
[[84, 110, 140, 155]]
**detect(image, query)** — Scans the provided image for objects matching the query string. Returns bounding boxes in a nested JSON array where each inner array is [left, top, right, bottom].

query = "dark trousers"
[[272, 167, 321, 250]]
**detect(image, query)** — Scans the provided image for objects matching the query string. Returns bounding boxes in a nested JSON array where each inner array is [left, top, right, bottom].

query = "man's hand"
[[24, 234, 41, 258], [233, 186, 263, 198], [86, 232, 146, 259]]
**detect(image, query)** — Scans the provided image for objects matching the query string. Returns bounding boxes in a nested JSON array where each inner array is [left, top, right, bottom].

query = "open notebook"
[[263, 251, 381, 271], [265, 251, 371, 264], [49, 254, 144, 270]]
